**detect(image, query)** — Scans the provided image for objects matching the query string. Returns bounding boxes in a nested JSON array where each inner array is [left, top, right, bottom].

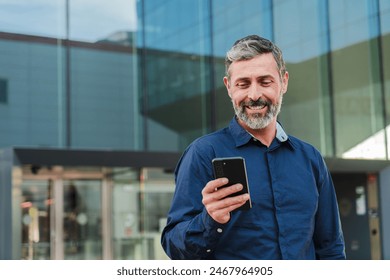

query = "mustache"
[[240, 99, 271, 107]]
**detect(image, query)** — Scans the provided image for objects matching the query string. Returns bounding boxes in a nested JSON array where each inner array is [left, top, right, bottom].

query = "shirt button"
[[217, 228, 223, 233], [206, 249, 211, 253]]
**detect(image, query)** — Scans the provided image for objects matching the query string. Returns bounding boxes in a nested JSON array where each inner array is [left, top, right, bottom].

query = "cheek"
[[264, 88, 282, 103], [230, 91, 247, 105]]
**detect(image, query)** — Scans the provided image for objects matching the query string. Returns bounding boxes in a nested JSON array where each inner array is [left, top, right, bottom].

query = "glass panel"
[[274, 0, 334, 156], [212, 0, 273, 57], [0, 1, 66, 38], [111, 168, 142, 259], [69, 0, 142, 149], [0, 1, 66, 148], [329, 0, 386, 159], [20, 179, 52, 260], [381, 0, 390, 158], [67, 0, 137, 43], [212, 0, 273, 130], [111, 167, 174, 259], [141, 168, 175, 260], [63, 180, 102, 259], [140, 0, 213, 151]]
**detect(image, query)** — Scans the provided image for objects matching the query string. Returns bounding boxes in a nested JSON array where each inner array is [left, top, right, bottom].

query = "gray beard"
[[233, 95, 283, 130]]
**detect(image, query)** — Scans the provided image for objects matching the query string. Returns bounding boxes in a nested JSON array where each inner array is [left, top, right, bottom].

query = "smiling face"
[[223, 53, 289, 131]]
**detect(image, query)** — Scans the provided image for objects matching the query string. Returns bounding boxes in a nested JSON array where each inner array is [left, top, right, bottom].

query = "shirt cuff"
[[200, 209, 227, 254]]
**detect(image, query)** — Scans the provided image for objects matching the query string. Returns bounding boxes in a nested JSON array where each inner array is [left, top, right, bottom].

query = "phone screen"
[[212, 157, 252, 210]]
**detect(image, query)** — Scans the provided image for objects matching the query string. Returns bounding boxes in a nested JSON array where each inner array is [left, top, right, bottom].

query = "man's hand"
[[201, 178, 250, 224]]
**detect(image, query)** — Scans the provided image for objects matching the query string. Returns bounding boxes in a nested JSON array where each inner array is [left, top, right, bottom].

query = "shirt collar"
[[229, 116, 292, 148], [275, 122, 289, 142]]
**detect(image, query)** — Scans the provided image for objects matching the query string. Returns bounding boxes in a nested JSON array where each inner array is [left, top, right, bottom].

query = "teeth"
[[249, 105, 266, 110]]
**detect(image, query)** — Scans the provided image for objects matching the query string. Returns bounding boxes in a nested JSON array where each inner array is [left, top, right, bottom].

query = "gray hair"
[[225, 35, 287, 79]]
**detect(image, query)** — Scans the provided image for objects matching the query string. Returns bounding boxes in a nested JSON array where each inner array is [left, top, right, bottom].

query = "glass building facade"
[[0, 0, 390, 260]]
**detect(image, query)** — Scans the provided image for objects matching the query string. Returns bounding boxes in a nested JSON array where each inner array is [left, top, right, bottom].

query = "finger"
[[208, 195, 250, 224], [202, 178, 228, 195], [202, 183, 244, 207], [206, 193, 249, 214], [224, 198, 249, 212], [214, 183, 243, 199]]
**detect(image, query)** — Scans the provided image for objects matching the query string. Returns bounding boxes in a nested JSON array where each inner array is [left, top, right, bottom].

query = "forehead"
[[228, 53, 279, 80]]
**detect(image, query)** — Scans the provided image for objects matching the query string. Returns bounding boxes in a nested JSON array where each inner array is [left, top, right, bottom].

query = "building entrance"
[[13, 165, 175, 260], [17, 166, 106, 260]]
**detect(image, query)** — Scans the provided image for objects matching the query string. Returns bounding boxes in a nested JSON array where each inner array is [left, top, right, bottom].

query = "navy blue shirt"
[[161, 117, 345, 260]]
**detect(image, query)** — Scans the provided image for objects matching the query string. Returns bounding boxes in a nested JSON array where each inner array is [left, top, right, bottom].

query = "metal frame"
[[12, 147, 181, 170]]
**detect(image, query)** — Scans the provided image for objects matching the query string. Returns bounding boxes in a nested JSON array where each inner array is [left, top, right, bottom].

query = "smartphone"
[[212, 157, 252, 211]]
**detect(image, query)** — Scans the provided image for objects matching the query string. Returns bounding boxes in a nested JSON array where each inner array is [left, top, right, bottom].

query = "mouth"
[[244, 99, 270, 113], [246, 104, 267, 111]]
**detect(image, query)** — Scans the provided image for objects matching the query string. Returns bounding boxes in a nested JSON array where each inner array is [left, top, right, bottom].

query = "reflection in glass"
[[112, 168, 141, 259], [69, 0, 138, 43], [141, 0, 213, 151], [274, 0, 334, 156], [20, 180, 52, 260], [63, 180, 102, 260], [329, 0, 386, 159], [381, 0, 390, 159], [111, 168, 174, 259], [0, 0, 142, 150], [0, 0, 65, 38], [68, 0, 141, 150]]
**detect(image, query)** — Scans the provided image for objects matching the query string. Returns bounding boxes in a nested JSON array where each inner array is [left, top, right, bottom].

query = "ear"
[[223, 76, 232, 98], [281, 71, 289, 94]]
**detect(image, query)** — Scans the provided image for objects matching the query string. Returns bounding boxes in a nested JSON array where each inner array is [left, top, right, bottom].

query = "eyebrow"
[[233, 74, 275, 83]]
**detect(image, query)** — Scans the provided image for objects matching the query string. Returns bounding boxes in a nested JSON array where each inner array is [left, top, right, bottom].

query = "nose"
[[247, 84, 262, 101]]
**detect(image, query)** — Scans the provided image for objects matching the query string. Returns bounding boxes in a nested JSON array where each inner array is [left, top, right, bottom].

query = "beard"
[[232, 94, 283, 130]]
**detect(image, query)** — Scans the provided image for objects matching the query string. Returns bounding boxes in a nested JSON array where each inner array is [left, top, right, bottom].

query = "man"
[[161, 35, 345, 259]]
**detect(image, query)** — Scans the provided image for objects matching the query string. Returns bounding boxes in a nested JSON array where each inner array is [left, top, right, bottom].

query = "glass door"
[[63, 179, 102, 260], [20, 179, 53, 260], [18, 165, 106, 260], [17, 165, 175, 259], [111, 167, 175, 259]]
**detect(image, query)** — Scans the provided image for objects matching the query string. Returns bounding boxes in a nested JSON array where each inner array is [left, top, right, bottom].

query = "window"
[[0, 78, 7, 104]]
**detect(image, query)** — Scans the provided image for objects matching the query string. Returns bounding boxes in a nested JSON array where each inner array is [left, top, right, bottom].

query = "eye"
[[236, 81, 249, 88], [261, 79, 272, 86]]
